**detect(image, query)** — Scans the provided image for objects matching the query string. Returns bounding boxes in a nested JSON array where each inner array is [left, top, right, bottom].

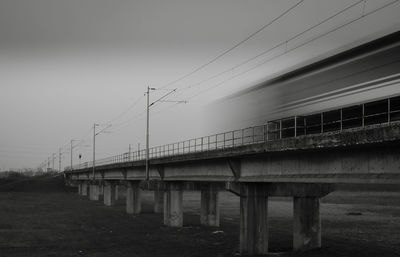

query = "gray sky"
[[0, 0, 399, 170]]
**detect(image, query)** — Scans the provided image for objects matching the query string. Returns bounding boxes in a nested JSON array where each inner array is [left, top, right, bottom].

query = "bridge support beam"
[[240, 183, 269, 255], [164, 182, 183, 227], [293, 197, 321, 251], [200, 184, 220, 227], [89, 184, 100, 201], [126, 181, 142, 214], [103, 181, 116, 206], [154, 190, 164, 213]]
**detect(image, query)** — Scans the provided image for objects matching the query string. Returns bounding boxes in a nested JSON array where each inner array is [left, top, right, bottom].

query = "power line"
[[173, 0, 365, 95], [158, 0, 305, 90], [184, 0, 400, 101], [104, 95, 145, 124]]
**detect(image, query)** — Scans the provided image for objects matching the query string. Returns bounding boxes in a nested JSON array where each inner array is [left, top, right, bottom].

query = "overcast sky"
[[0, 0, 399, 170]]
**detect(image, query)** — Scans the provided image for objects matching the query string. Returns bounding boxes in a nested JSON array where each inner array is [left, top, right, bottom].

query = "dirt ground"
[[0, 177, 399, 257]]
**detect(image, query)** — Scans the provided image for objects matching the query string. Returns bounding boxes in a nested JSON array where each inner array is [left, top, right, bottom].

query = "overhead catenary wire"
[[158, 0, 305, 90], [140, 0, 399, 118], [184, 0, 400, 101], [104, 95, 145, 124], [173, 0, 365, 95]]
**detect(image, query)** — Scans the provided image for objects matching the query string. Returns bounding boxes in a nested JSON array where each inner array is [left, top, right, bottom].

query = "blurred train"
[[207, 31, 400, 133]]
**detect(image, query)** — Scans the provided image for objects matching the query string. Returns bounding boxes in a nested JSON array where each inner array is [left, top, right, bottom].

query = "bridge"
[[64, 33, 400, 255], [65, 95, 400, 255]]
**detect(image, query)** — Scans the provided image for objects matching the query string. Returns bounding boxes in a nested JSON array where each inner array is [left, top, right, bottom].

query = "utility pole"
[[145, 86, 186, 180], [146, 86, 150, 180], [92, 123, 111, 181], [52, 153, 56, 171], [70, 139, 79, 171], [47, 157, 50, 172], [59, 148, 62, 172], [93, 123, 98, 181]]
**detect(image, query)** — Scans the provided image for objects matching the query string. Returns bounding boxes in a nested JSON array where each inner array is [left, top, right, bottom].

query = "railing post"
[[388, 98, 391, 123], [223, 133, 226, 149], [340, 109, 343, 131], [208, 136, 210, 150], [242, 128, 244, 145], [321, 113, 324, 133], [362, 103, 365, 127], [232, 131, 235, 146], [294, 116, 297, 137], [279, 120, 282, 139], [201, 137, 204, 151]]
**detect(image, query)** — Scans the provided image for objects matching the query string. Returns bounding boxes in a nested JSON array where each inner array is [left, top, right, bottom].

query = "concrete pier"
[[126, 181, 142, 214], [81, 182, 88, 196], [164, 182, 183, 227], [115, 185, 119, 200], [103, 181, 116, 206], [78, 182, 89, 196], [154, 189, 164, 213], [240, 183, 269, 255], [200, 184, 220, 227], [99, 184, 104, 196], [89, 184, 100, 201], [293, 197, 321, 251]]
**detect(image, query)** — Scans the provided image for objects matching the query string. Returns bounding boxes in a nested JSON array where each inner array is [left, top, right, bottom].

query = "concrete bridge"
[[65, 94, 400, 255], [65, 32, 400, 255]]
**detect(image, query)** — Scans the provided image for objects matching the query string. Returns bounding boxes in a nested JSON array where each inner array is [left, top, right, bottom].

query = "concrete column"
[[115, 185, 119, 200], [164, 182, 183, 227], [89, 184, 100, 201], [200, 184, 220, 227], [103, 181, 116, 206], [154, 189, 164, 213], [81, 182, 88, 196], [240, 183, 269, 255], [293, 197, 321, 251], [99, 184, 104, 196], [126, 181, 142, 214], [78, 183, 83, 195]]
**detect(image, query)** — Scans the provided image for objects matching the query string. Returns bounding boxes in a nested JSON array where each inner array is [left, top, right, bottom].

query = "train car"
[[208, 31, 400, 133]]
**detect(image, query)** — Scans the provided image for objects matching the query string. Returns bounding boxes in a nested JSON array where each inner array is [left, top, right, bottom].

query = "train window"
[[305, 114, 322, 134], [281, 117, 295, 138], [342, 105, 362, 129], [390, 96, 400, 121], [296, 116, 305, 136], [323, 110, 341, 132], [364, 99, 388, 125]]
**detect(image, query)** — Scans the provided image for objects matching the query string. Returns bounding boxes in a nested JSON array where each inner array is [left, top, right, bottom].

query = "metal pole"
[[129, 144, 131, 161], [70, 140, 73, 171], [93, 123, 96, 181], [52, 153, 56, 171], [59, 148, 62, 172], [146, 86, 150, 180]]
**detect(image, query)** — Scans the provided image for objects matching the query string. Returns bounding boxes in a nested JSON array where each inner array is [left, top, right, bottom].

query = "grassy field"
[[0, 176, 399, 257]]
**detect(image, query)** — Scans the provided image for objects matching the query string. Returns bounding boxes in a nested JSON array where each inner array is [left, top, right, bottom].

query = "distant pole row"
[[38, 86, 186, 174]]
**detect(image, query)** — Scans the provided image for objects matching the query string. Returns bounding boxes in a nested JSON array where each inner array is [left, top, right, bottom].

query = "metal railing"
[[66, 95, 400, 171]]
